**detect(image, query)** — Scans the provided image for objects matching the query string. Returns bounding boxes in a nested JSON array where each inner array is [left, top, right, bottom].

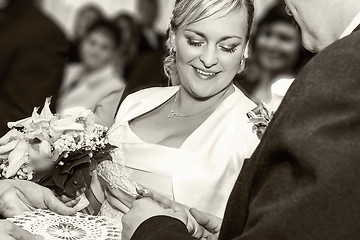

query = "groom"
[[122, 0, 360, 239]]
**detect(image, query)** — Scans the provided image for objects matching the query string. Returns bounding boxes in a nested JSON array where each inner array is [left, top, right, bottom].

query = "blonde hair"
[[164, 0, 255, 85]]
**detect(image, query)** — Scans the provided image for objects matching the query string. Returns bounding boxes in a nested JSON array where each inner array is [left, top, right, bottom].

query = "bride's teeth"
[[196, 69, 216, 76]]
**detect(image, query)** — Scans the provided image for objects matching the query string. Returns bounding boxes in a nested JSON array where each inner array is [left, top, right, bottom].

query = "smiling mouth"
[[193, 67, 220, 78]]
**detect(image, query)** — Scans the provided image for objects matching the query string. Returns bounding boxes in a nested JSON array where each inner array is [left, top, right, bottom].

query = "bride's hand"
[[103, 181, 136, 212], [0, 180, 76, 218], [57, 193, 81, 208]]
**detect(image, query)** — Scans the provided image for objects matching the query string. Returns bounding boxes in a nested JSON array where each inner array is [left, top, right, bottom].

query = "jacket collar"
[[354, 24, 360, 32], [340, 12, 360, 38]]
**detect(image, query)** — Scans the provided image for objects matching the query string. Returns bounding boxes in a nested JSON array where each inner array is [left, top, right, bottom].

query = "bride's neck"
[[175, 84, 234, 115]]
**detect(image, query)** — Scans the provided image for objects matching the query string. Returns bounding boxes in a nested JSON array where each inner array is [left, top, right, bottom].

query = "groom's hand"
[[190, 208, 222, 240], [139, 189, 217, 238], [0, 220, 44, 240], [122, 198, 188, 240], [0, 180, 76, 218]]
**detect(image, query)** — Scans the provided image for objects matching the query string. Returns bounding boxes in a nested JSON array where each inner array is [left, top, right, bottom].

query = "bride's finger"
[[135, 185, 152, 198], [106, 186, 135, 209], [64, 199, 80, 208], [58, 194, 79, 203], [140, 190, 175, 209], [57, 195, 72, 202]]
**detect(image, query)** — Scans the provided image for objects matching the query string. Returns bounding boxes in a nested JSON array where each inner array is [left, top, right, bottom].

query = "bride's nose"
[[199, 45, 218, 68]]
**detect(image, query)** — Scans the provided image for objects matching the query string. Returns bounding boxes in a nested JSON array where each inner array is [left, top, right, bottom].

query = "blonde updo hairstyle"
[[164, 0, 255, 85]]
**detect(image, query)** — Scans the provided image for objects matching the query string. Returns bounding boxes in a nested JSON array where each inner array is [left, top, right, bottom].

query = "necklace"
[[168, 87, 230, 118]]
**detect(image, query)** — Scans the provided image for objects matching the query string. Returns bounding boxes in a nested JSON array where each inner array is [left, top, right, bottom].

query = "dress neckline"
[[110, 85, 240, 150]]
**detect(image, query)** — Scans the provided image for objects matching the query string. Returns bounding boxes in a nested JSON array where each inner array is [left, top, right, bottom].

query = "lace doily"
[[8, 209, 121, 240]]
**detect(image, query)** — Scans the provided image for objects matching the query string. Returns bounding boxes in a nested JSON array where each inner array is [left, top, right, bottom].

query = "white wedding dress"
[[95, 86, 260, 230]]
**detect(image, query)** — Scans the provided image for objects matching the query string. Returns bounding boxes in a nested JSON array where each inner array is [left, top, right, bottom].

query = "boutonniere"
[[247, 102, 274, 139]]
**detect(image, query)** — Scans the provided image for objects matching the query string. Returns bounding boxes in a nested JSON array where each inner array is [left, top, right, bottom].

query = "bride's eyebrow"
[[184, 29, 206, 38], [184, 29, 242, 42]]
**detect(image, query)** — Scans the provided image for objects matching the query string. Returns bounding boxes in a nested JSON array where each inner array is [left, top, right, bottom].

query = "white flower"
[[6, 140, 29, 178], [8, 98, 55, 130]]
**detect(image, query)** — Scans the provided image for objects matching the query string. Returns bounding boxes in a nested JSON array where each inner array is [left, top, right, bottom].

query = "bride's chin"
[[187, 86, 232, 101], [179, 86, 212, 100], [188, 91, 213, 101]]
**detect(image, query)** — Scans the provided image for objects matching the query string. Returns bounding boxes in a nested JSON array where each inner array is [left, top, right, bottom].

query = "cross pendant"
[[168, 110, 177, 118]]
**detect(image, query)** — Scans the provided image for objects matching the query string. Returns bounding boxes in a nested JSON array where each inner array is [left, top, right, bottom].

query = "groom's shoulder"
[[298, 31, 360, 81], [324, 30, 360, 58], [313, 31, 360, 64]]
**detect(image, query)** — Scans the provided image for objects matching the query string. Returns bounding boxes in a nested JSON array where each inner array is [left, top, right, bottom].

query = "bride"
[[89, 0, 258, 233]]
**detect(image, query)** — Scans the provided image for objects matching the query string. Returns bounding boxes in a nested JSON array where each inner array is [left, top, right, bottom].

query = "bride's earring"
[[170, 46, 176, 55], [238, 59, 245, 74], [167, 46, 176, 86], [167, 77, 172, 87]]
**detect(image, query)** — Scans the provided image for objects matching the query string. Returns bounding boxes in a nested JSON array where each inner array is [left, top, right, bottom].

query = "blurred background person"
[[121, 45, 168, 102], [57, 20, 125, 127], [0, 0, 69, 136], [235, 1, 313, 112], [69, 3, 104, 63], [118, 0, 167, 104], [136, 0, 165, 54], [113, 13, 140, 78]]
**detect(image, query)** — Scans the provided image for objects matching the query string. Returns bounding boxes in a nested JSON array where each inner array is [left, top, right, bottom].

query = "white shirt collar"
[[340, 11, 360, 39], [271, 78, 295, 98]]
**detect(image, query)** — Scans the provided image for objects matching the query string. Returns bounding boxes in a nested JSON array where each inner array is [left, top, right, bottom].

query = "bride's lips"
[[192, 66, 220, 80]]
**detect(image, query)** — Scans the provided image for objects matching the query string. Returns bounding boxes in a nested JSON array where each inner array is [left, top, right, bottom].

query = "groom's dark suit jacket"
[[131, 25, 360, 239]]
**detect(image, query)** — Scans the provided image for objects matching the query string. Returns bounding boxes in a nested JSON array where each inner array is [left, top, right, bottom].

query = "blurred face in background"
[[255, 21, 301, 73], [80, 29, 116, 70], [74, 7, 103, 39]]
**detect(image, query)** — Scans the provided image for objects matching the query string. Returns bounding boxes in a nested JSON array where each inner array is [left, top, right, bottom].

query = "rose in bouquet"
[[247, 102, 274, 139], [0, 98, 115, 199]]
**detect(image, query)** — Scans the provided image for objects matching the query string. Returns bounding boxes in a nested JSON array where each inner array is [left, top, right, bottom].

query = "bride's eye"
[[220, 45, 237, 54], [186, 39, 204, 47]]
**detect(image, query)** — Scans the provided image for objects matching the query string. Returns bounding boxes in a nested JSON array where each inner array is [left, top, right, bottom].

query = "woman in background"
[[112, 13, 140, 78], [69, 4, 104, 63], [235, 2, 313, 112], [57, 20, 125, 127]]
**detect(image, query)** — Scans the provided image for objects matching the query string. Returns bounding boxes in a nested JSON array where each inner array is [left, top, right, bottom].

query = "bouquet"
[[247, 102, 274, 139], [0, 98, 115, 199]]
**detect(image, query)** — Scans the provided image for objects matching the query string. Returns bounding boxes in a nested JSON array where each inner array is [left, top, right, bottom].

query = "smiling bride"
[[90, 0, 259, 233]]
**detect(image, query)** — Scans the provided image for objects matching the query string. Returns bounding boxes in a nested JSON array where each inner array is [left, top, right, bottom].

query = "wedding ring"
[[136, 186, 152, 198]]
